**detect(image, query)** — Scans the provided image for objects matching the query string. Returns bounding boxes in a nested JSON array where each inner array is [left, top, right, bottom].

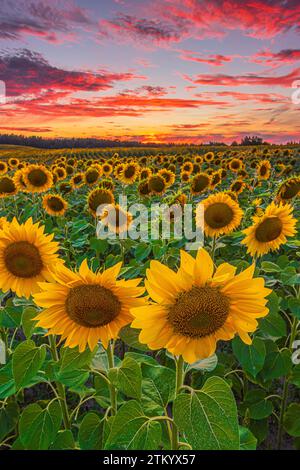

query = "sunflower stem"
[[277, 316, 298, 449], [107, 340, 117, 416], [171, 355, 185, 450], [48, 335, 71, 430]]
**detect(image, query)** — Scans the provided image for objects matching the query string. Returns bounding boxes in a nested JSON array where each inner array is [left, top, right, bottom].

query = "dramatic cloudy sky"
[[0, 0, 300, 143]]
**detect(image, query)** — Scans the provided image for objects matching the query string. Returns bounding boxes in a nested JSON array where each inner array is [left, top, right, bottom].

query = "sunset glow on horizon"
[[1, 0, 300, 144]]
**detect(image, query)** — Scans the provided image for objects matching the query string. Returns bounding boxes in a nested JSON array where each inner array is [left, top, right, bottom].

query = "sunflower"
[[23, 164, 53, 193], [148, 175, 167, 196], [140, 167, 152, 180], [99, 204, 133, 234], [229, 158, 242, 172], [33, 260, 145, 352], [13, 169, 27, 192], [138, 180, 151, 197], [0, 217, 9, 231], [180, 171, 190, 183], [204, 152, 214, 163], [230, 179, 246, 195], [58, 182, 72, 194], [114, 163, 125, 179], [158, 169, 175, 187], [210, 171, 222, 189], [53, 167, 67, 181], [120, 163, 139, 184], [102, 163, 113, 176], [43, 194, 68, 217], [99, 178, 115, 191], [0, 161, 8, 175], [131, 248, 271, 363], [190, 173, 211, 195], [242, 202, 297, 257], [71, 173, 84, 189], [8, 158, 19, 168], [257, 160, 271, 180], [181, 161, 193, 174], [87, 188, 115, 217], [84, 168, 100, 186], [0, 176, 17, 197], [277, 176, 300, 203], [197, 192, 243, 238], [0, 218, 62, 298], [194, 156, 203, 164]]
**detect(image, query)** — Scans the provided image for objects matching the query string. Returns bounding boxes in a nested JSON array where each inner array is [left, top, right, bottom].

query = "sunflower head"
[[120, 163, 139, 184], [71, 173, 84, 188], [180, 171, 190, 183], [87, 188, 115, 217], [102, 163, 113, 176], [33, 260, 145, 351], [242, 202, 297, 257], [230, 179, 246, 194], [84, 168, 100, 186], [277, 176, 300, 202], [0, 176, 17, 197], [99, 204, 133, 234], [43, 194, 68, 217], [0, 218, 62, 298], [23, 164, 53, 193], [148, 175, 167, 195], [190, 173, 211, 195], [138, 179, 151, 197], [140, 167, 152, 180], [8, 158, 19, 168], [0, 161, 8, 175], [131, 248, 271, 363], [197, 191, 243, 238], [257, 160, 271, 180], [158, 169, 175, 187]]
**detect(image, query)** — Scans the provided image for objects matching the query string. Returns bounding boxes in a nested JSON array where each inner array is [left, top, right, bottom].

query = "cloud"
[[160, 0, 300, 40], [199, 91, 289, 104], [98, 13, 188, 45], [183, 68, 300, 87], [0, 0, 94, 43], [0, 49, 146, 97], [177, 50, 233, 66], [0, 126, 52, 133], [252, 49, 300, 66]]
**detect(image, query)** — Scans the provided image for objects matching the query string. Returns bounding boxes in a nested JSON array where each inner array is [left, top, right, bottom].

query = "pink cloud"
[[177, 50, 234, 66], [0, 0, 94, 43], [252, 49, 300, 66], [183, 67, 300, 87], [0, 49, 146, 97]]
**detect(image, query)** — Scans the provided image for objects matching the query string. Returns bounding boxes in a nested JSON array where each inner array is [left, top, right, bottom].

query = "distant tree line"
[[0, 133, 290, 149]]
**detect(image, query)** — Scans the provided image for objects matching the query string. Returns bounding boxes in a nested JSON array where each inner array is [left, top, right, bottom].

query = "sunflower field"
[[0, 144, 299, 451]]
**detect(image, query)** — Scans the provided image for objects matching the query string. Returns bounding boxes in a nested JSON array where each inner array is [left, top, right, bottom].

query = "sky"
[[0, 0, 300, 144]]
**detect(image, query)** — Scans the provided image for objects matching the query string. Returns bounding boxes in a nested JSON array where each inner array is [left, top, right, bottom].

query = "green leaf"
[[0, 402, 19, 442], [240, 390, 273, 420], [0, 362, 15, 399], [59, 346, 93, 373], [119, 325, 148, 352], [261, 261, 281, 273], [12, 340, 46, 390], [288, 298, 300, 319], [239, 426, 257, 450], [284, 404, 300, 437], [259, 311, 287, 339], [134, 243, 151, 261], [50, 430, 75, 450], [260, 348, 292, 382], [92, 344, 121, 372], [232, 337, 266, 378], [21, 307, 38, 339], [187, 354, 218, 372], [19, 401, 62, 450], [105, 400, 162, 450], [78, 412, 106, 450], [108, 355, 142, 400], [173, 377, 239, 450], [0, 306, 22, 328], [290, 364, 300, 388], [90, 238, 108, 254], [141, 363, 175, 412]]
